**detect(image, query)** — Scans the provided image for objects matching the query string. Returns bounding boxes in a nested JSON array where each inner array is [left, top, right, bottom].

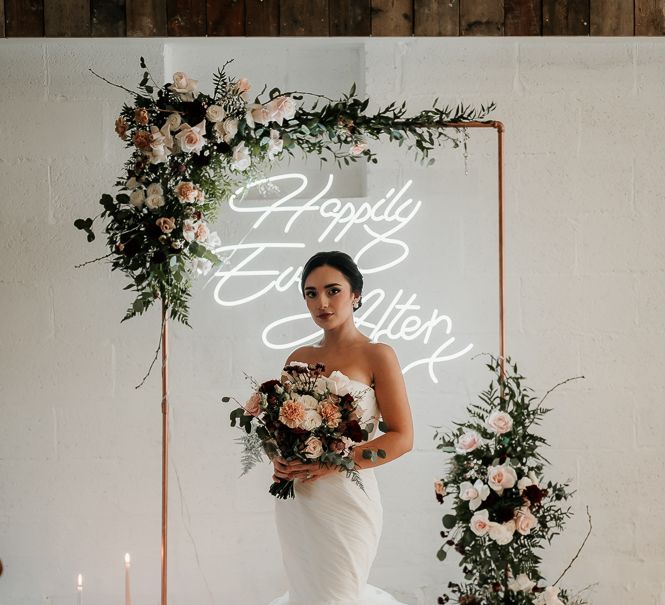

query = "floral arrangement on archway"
[[74, 58, 494, 326], [433, 355, 591, 605]]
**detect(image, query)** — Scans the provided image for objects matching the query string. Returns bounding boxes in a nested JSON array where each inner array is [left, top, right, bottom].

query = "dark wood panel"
[[370, 0, 412, 35], [280, 0, 329, 35], [543, 0, 590, 35], [414, 0, 458, 35], [504, 0, 541, 35], [635, 0, 665, 34], [127, 0, 167, 35], [0, 1, 5, 37], [45, 0, 91, 36], [246, 0, 279, 35], [5, 0, 45, 36], [92, 0, 125, 36], [591, 0, 633, 35], [167, 0, 206, 35], [330, 0, 370, 35], [461, 0, 503, 35], [207, 0, 245, 35]]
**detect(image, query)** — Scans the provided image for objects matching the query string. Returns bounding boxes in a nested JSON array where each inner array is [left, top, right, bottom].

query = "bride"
[[268, 251, 414, 605]]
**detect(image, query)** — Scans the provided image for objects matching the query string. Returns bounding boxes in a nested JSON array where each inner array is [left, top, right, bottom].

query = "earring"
[[353, 299, 359, 310]]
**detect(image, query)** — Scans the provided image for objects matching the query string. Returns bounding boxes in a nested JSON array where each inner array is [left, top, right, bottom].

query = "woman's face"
[[303, 265, 357, 330]]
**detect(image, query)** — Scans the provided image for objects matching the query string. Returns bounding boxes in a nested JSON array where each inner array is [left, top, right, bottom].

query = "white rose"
[[182, 218, 197, 242], [147, 183, 163, 197], [313, 377, 328, 395], [268, 128, 284, 160], [295, 394, 319, 410], [300, 409, 323, 431], [469, 509, 491, 536], [488, 520, 515, 545], [302, 436, 324, 459], [165, 112, 181, 131], [231, 142, 251, 172], [205, 104, 225, 123], [538, 586, 565, 605], [487, 464, 518, 495], [145, 194, 165, 210], [129, 189, 145, 208], [486, 410, 513, 435], [325, 371, 352, 396], [508, 573, 536, 593], [459, 479, 490, 511], [455, 430, 482, 454]]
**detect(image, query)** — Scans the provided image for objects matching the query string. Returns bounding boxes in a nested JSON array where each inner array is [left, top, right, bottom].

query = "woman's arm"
[[351, 342, 414, 470]]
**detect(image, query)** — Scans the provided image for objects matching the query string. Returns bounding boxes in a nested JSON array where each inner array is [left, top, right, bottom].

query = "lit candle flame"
[[124, 553, 131, 566], [77, 573, 83, 591]]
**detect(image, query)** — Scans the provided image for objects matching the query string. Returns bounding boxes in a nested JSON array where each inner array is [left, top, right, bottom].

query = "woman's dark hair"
[[300, 251, 364, 311]]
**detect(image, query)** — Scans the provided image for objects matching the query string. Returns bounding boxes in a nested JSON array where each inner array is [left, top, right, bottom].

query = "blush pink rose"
[[486, 410, 514, 434], [488, 520, 516, 545], [514, 507, 538, 535], [487, 464, 518, 495], [469, 509, 490, 536], [455, 430, 482, 454]]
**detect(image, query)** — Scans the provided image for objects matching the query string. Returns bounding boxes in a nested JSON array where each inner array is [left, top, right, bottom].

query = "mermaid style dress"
[[268, 374, 408, 605]]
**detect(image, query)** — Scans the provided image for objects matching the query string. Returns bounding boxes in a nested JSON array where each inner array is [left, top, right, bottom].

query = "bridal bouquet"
[[433, 355, 590, 605], [227, 361, 386, 499]]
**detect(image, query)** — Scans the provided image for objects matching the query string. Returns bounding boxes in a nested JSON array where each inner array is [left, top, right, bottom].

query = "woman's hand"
[[271, 456, 338, 483]]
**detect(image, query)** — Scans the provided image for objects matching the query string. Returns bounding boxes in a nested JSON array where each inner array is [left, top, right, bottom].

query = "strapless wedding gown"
[[268, 375, 407, 605]]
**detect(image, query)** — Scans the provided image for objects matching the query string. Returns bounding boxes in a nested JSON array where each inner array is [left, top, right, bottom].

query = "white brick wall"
[[1, 37, 664, 605]]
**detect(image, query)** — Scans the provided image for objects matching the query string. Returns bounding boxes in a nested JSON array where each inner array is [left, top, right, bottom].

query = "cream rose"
[[487, 464, 518, 495], [170, 71, 198, 100], [249, 103, 271, 126], [205, 104, 225, 123], [455, 430, 482, 454], [147, 183, 163, 197], [488, 520, 515, 545], [302, 436, 324, 459], [486, 410, 514, 434], [325, 371, 352, 396], [126, 177, 138, 190], [297, 394, 319, 410], [514, 507, 538, 535], [165, 112, 182, 131], [214, 118, 239, 144], [538, 586, 565, 605], [145, 194, 165, 210], [129, 189, 145, 208], [469, 509, 491, 537]]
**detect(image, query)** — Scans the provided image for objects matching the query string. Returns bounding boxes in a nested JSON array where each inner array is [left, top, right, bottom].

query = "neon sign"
[[207, 173, 473, 383]]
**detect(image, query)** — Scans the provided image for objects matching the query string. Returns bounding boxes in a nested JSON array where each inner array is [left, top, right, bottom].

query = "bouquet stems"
[[269, 479, 296, 499]]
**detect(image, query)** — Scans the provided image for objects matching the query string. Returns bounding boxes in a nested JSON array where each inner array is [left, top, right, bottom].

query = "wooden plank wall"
[[1, 1, 664, 37]]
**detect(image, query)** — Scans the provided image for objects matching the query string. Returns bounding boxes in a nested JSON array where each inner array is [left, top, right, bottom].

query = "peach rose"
[[244, 392, 262, 417], [155, 217, 176, 234], [278, 399, 306, 429], [486, 410, 513, 435], [514, 507, 538, 535], [236, 78, 251, 94], [469, 509, 490, 536], [455, 430, 482, 454], [115, 116, 128, 139], [134, 107, 149, 125], [487, 464, 518, 495]]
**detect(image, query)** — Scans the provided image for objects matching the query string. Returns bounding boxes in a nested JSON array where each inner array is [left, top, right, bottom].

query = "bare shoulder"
[[363, 341, 401, 378], [284, 345, 319, 366]]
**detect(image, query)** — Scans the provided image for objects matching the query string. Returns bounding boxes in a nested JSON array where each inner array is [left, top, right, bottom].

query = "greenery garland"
[[433, 355, 591, 605], [74, 58, 495, 326]]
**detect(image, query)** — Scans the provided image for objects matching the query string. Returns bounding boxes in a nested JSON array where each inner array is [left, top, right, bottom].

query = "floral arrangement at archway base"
[[75, 58, 495, 328], [433, 355, 592, 605]]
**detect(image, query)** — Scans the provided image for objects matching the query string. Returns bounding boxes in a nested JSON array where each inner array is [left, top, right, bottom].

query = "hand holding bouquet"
[[228, 361, 385, 499]]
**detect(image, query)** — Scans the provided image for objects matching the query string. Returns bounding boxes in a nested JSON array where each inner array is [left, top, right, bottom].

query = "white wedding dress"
[[268, 374, 407, 605]]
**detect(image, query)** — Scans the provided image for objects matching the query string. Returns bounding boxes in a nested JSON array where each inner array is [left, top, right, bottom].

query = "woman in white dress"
[[269, 251, 414, 605]]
